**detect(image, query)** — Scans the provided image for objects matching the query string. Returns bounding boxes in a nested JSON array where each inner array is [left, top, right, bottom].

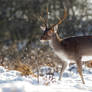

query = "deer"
[[40, 8, 92, 84]]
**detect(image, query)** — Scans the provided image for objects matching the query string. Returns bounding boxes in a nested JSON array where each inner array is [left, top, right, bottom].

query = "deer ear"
[[40, 26, 46, 31], [54, 25, 58, 33]]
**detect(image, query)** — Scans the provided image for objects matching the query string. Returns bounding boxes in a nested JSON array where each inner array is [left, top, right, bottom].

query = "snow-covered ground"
[[0, 65, 92, 92]]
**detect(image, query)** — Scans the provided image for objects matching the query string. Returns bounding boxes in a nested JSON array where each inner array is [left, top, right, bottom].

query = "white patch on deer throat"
[[49, 40, 53, 47]]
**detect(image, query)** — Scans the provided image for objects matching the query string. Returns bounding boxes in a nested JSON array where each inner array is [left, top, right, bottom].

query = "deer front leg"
[[76, 57, 85, 84], [59, 61, 67, 80]]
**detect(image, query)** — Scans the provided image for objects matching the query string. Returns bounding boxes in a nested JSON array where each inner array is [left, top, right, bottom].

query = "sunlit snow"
[[0, 65, 92, 92]]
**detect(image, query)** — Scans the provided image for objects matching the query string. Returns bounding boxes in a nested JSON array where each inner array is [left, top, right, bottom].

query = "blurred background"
[[0, 0, 92, 75], [0, 0, 92, 45]]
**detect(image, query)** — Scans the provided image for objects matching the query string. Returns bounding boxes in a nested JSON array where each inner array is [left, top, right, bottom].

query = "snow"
[[0, 66, 92, 92], [82, 56, 92, 61]]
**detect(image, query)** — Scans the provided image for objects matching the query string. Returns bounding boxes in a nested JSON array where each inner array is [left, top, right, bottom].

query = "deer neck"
[[49, 33, 73, 64], [49, 33, 62, 51]]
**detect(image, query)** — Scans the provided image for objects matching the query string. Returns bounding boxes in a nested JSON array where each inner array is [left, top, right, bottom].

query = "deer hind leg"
[[76, 57, 85, 84], [59, 61, 67, 80]]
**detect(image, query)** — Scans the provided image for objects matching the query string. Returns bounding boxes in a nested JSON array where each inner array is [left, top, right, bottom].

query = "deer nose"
[[40, 36, 47, 43]]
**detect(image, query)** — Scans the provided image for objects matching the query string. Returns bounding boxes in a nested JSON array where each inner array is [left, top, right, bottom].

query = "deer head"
[[40, 8, 67, 42]]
